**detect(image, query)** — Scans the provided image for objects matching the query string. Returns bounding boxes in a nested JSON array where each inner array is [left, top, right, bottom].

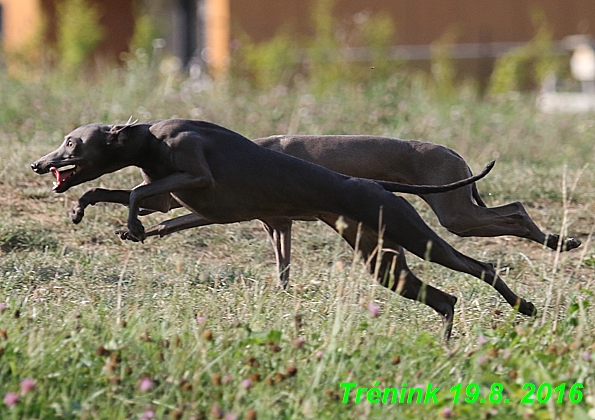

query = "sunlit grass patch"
[[0, 65, 594, 418]]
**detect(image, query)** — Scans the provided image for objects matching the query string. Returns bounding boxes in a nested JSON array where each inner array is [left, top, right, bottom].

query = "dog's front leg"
[[127, 172, 213, 241], [71, 188, 132, 224], [71, 188, 177, 224], [116, 213, 214, 242]]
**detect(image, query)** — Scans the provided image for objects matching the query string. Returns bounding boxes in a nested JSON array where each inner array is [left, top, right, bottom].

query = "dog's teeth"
[[59, 164, 77, 172]]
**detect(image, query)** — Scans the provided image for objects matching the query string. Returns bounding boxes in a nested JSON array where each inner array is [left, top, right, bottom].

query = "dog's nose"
[[31, 161, 40, 172]]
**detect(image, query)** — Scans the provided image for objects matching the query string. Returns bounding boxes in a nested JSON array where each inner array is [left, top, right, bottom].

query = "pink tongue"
[[50, 167, 74, 185]]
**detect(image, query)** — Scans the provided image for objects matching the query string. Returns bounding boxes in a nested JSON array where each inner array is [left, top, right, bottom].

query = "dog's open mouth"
[[50, 165, 78, 191]]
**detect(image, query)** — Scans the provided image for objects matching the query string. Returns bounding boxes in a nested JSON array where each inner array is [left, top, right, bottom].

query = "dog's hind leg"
[[379, 196, 536, 317], [130, 215, 292, 288], [261, 218, 293, 289], [430, 244, 536, 316], [318, 214, 457, 339], [423, 187, 581, 251]]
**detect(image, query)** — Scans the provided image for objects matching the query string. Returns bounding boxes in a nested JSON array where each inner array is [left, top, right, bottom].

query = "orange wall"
[[205, 0, 230, 76], [0, 0, 134, 60], [39, 0, 134, 60], [0, 0, 41, 53], [229, 0, 595, 45]]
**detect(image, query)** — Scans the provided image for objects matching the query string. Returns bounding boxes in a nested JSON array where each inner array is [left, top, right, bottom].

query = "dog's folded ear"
[[108, 125, 131, 146], [108, 118, 138, 146]]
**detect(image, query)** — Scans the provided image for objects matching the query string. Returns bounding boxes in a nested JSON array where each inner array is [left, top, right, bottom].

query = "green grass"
[[1, 63, 595, 419]]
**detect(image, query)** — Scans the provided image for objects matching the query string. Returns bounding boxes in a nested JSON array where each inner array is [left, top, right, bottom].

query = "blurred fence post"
[[173, 0, 197, 69], [0, 3, 4, 70]]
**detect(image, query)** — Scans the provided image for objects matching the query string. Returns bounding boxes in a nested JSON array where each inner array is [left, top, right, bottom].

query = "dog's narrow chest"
[[139, 167, 175, 183]]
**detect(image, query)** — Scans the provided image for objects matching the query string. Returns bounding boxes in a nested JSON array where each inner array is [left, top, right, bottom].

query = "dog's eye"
[[66, 140, 74, 148]]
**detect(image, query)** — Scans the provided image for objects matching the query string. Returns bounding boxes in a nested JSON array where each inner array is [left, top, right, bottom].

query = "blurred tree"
[[57, 0, 104, 71]]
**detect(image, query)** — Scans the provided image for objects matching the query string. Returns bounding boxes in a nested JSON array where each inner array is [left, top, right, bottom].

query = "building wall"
[[0, 0, 41, 53], [39, 0, 134, 60], [222, 0, 595, 82], [229, 0, 595, 45], [205, 0, 229, 76], [0, 0, 134, 60]]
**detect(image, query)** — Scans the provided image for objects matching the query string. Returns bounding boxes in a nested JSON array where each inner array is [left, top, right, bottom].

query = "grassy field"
[[1, 64, 595, 419]]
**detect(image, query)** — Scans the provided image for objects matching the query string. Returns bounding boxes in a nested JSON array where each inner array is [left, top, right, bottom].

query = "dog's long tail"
[[376, 160, 495, 195], [472, 183, 488, 207]]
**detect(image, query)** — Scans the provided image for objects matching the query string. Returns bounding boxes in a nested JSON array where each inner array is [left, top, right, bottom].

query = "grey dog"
[[133, 134, 581, 286], [31, 119, 536, 338]]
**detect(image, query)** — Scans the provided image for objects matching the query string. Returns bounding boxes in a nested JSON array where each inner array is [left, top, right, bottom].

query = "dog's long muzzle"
[[31, 154, 56, 174], [31, 160, 46, 174]]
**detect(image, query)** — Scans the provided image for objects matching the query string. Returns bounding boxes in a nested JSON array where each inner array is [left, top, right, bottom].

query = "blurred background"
[[1, 0, 595, 96]]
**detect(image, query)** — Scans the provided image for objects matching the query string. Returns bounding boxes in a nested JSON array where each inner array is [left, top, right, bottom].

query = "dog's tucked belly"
[[171, 190, 326, 224]]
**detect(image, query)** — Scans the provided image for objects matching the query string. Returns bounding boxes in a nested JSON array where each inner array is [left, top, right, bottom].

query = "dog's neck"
[[119, 124, 169, 177]]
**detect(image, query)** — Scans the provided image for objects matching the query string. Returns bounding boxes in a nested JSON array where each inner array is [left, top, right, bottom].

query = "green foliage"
[[129, 14, 161, 55], [430, 28, 459, 98], [359, 13, 396, 76], [306, 1, 398, 92], [305, 0, 344, 92], [489, 55, 522, 94], [488, 9, 560, 94], [239, 31, 300, 89], [234, 0, 397, 92], [56, 0, 104, 71], [236, 4, 565, 97]]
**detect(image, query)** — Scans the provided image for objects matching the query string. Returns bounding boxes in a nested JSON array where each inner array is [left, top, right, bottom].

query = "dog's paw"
[[127, 218, 146, 242], [565, 237, 582, 251], [440, 309, 455, 341], [546, 234, 582, 252], [70, 205, 85, 224], [517, 298, 537, 317], [115, 228, 140, 242]]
